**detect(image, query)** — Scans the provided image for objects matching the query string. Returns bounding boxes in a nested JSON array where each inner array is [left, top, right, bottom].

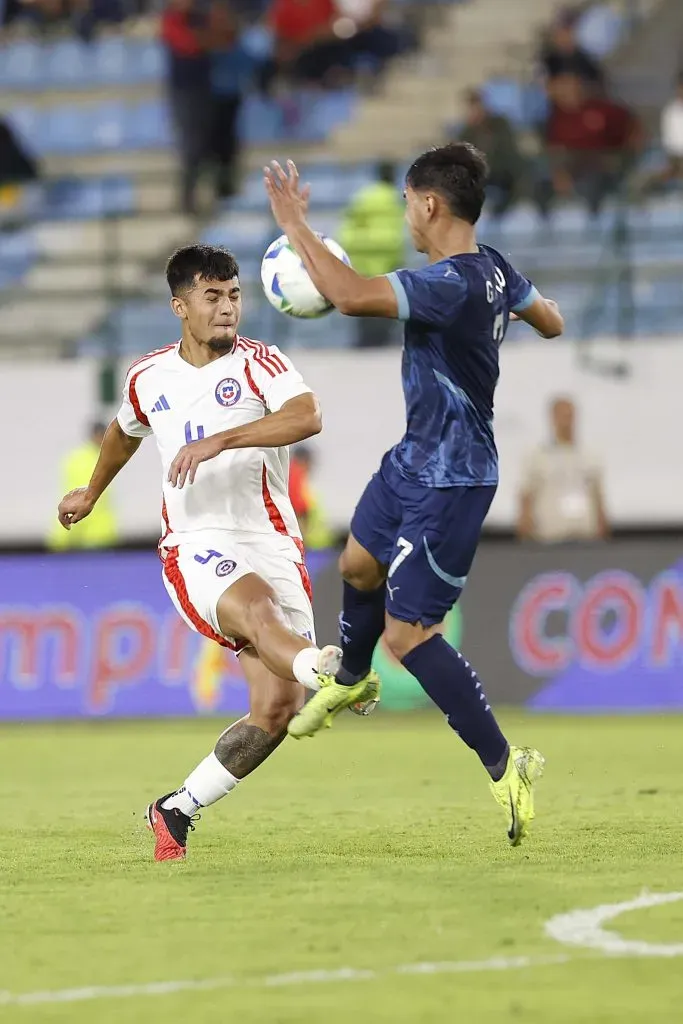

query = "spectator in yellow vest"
[[338, 160, 405, 348], [49, 422, 118, 550]]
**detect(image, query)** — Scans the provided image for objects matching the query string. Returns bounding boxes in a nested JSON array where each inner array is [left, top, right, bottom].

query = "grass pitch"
[[2, 712, 683, 1023]]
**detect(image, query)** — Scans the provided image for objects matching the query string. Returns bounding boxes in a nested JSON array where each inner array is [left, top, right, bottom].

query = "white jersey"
[[116, 336, 312, 558]]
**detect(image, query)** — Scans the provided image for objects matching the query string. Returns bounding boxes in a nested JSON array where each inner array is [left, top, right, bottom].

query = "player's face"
[[403, 185, 432, 253], [175, 276, 242, 352]]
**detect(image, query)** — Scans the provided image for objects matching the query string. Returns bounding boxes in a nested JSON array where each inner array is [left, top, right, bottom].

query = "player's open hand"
[[168, 435, 225, 489], [264, 160, 311, 230], [57, 487, 96, 530]]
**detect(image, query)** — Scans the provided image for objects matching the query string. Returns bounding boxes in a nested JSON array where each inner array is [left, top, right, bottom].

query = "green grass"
[[2, 712, 683, 1023]]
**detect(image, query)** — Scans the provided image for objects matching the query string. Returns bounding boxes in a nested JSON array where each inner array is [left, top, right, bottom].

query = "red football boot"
[[145, 794, 198, 861]]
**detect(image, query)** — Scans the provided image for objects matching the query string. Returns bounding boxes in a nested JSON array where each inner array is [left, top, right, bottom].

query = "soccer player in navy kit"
[[264, 143, 564, 845]]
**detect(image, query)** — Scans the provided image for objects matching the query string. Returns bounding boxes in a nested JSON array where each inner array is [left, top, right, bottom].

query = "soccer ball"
[[261, 233, 351, 318]]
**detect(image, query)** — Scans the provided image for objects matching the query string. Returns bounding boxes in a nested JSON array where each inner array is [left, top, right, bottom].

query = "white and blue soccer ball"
[[260, 233, 351, 319]]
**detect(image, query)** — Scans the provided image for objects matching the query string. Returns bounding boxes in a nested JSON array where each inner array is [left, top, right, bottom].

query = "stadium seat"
[[0, 41, 43, 89], [575, 4, 626, 59], [41, 177, 135, 219], [0, 230, 39, 287], [480, 79, 548, 128], [127, 100, 174, 149], [6, 106, 43, 152], [44, 39, 92, 88]]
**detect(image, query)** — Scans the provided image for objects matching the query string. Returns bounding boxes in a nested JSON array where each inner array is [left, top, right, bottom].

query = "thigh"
[[350, 454, 403, 569], [161, 543, 254, 652], [385, 484, 496, 627], [246, 543, 316, 644]]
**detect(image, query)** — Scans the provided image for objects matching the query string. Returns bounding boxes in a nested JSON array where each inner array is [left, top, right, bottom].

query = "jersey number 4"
[[185, 421, 205, 444]]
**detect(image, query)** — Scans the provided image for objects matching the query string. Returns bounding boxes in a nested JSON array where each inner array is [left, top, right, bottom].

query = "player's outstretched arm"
[[513, 295, 564, 339], [264, 160, 399, 318], [57, 420, 141, 529], [168, 393, 321, 489]]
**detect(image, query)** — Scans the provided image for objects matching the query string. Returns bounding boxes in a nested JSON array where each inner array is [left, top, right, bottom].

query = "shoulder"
[[234, 335, 290, 378], [477, 243, 506, 266], [124, 344, 177, 382]]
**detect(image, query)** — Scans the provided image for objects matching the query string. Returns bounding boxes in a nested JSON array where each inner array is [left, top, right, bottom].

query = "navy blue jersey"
[[387, 244, 537, 488]]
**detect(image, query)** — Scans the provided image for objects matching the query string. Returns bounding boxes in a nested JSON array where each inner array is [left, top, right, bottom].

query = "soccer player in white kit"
[[57, 244, 378, 861]]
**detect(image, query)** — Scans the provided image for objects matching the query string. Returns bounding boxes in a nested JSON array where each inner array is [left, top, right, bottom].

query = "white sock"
[[162, 753, 239, 815], [292, 647, 322, 691]]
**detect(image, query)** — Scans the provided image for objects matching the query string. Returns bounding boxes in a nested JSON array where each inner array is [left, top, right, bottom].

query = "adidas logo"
[[151, 395, 170, 413]]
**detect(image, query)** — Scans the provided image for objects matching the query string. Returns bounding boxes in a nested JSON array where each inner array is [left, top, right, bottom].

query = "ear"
[[170, 296, 186, 320], [425, 193, 437, 220]]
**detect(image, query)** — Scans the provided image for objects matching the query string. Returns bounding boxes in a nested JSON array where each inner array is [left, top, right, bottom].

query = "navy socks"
[[336, 581, 386, 685], [402, 635, 509, 778]]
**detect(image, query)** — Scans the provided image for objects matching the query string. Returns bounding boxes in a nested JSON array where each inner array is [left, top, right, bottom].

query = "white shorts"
[[160, 536, 315, 654]]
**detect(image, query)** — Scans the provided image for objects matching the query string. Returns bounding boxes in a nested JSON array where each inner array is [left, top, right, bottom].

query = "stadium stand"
[[0, 0, 680, 357]]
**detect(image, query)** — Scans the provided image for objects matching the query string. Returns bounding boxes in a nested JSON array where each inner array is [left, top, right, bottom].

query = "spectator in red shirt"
[[269, 0, 343, 83], [539, 73, 641, 214]]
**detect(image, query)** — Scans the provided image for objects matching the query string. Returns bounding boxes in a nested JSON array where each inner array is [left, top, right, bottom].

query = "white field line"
[[545, 891, 683, 957], [0, 955, 573, 1008], [4, 891, 683, 1009]]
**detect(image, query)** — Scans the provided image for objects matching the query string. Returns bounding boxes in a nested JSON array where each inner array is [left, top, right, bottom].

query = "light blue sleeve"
[[511, 284, 541, 314], [386, 271, 410, 321], [385, 266, 468, 326]]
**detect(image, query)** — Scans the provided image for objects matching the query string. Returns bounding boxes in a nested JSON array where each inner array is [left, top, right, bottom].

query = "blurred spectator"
[[334, 0, 403, 78], [517, 397, 609, 544], [539, 14, 603, 89], [266, 0, 402, 87], [268, 0, 341, 84], [49, 423, 118, 550], [208, 2, 257, 200], [659, 73, 683, 186], [0, 117, 39, 212], [161, 0, 211, 214], [338, 160, 404, 348], [457, 90, 525, 219], [289, 444, 333, 549], [538, 73, 640, 215]]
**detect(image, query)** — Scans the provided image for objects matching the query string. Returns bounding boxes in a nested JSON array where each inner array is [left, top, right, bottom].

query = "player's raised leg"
[[287, 535, 384, 738], [288, 457, 405, 740], [147, 650, 304, 861], [215, 571, 341, 688]]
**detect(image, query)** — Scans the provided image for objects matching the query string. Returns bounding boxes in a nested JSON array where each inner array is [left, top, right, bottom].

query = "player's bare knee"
[[339, 549, 384, 591]]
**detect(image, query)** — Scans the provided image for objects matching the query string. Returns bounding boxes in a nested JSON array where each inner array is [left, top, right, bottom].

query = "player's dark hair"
[[406, 142, 489, 225], [166, 244, 240, 296]]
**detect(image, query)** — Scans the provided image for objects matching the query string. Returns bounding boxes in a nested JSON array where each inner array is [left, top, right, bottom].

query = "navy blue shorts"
[[351, 452, 496, 627]]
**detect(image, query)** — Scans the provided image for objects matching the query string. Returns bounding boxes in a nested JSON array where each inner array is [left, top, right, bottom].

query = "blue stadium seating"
[[0, 38, 164, 91], [480, 78, 549, 128], [7, 90, 359, 155], [41, 176, 135, 219], [0, 230, 38, 288]]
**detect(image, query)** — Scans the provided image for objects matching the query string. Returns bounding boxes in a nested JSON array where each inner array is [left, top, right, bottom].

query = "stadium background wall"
[[1, 338, 683, 543], [1, 537, 681, 720]]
